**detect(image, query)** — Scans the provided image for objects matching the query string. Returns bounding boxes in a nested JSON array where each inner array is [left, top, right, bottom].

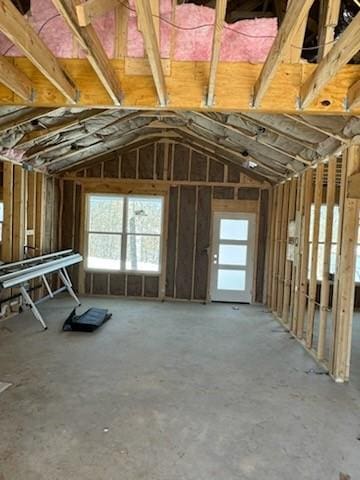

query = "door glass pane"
[[219, 244, 247, 266], [89, 195, 123, 233], [126, 235, 161, 272], [127, 197, 163, 234], [88, 233, 121, 270], [217, 269, 246, 291], [220, 219, 248, 241]]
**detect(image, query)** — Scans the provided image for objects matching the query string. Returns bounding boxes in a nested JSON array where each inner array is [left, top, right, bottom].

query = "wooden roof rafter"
[[0, 0, 77, 103], [51, 0, 122, 105], [0, 56, 34, 101], [301, 11, 360, 110]]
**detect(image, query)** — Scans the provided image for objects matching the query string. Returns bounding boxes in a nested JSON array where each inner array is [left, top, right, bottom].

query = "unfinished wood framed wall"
[[0, 160, 60, 315], [267, 146, 360, 382], [60, 141, 270, 303]]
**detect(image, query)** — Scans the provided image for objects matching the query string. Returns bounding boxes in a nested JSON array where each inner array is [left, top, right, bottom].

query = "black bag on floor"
[[63, 307, 112, 332]]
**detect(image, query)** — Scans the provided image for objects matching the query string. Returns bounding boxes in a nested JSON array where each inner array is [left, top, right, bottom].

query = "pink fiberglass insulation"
[[0, 0, 276, 62]]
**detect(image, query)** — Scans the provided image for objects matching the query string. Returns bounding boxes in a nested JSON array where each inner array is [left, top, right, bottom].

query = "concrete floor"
[[0, 297, 360, 480]]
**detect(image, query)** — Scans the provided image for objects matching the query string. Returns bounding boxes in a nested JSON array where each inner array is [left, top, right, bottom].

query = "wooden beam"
[[0, 0, 77, 103], [0, 56, 34, 101], [301, 11, 360, 109], [305, 163, 324, 348], [207, 0, 227, 106], [1, 58, 360, 113], [76, 0, 118, 26], [52, 0, 122, 105], [2, 161, 13, 262], [253, 0, 314, 108], [134, 0, 167, 106], [317, 0, 341, 60], [332, 145, 360, 382], [348, 79, 360, 111], [317, 156, 336, 360], [0, 107, 54, 134], [348, 171, 360, 198], [12, 165, 26, 261]]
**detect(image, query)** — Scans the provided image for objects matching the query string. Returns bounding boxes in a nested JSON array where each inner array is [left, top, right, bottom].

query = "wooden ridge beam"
[[301, 11, 360, 109], [134, 0, 167, 106], [0, 56, 34, 101], [348, 79, 360, 111], [1, 58, 360, 113], [0, 0, 77, 103], [207, 0, 227, 106], [253, 0, 314, 108], [52, 0, 122, 105], [76, 0, 119, 26]]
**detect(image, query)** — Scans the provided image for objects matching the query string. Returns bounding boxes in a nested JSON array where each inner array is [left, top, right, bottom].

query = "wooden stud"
[[12, 165, 25, 261], [271, 184, 283, 311], [317, 156, 336, 360], [282, 177, 297, 324], [2, 161, 13, 262], [75, 0, 118, 26], [253, 0, 314, 107], [207, 0, 227, 106], [301, 11, 360, 109], [332, 145, 360, 381], [52, 0, 122, 105], [305, 163, 324, 348], [276, 180, 290, 315]]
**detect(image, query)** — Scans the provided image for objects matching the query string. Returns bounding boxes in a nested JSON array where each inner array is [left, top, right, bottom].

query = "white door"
[[210, 212, 256, 303]]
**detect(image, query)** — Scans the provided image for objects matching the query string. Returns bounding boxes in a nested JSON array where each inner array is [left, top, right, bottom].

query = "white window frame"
[[85, 193, 164, 275]]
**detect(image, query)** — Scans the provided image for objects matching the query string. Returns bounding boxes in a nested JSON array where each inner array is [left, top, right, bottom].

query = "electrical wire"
[[1, 13, 61, 56]]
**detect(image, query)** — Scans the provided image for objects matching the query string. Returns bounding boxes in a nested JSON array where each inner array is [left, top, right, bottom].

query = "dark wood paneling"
[[156, 143, 164, 180], [61, 180, 74, 249], [138, 144, 155, 180], [127, 275, 143, 296], [176, 186, 196, 299], [190, 150, 207, 182], [255, 190, 268, 303], [109, 273, 126, 296], [209, 159, 224, 182], [121, 151, 137, 179], [93, 273, 108, 295], [165, 187, 178, 297], [194, 186, 211, 300], [173, 144, 189, 181], [238, 187, 260, 200], [103, 155, 119, 178], [213, 186, 235, 199], [144, 276, 159, 297]]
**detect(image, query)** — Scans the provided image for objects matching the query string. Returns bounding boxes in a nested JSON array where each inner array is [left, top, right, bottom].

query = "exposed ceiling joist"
[[52, 0, 122, 105], [207, 0, 227, 107], [0, 0, 77, 103], [0, 56, 34, 101], [76, 0, 118, 26], [301, 11, 360, 109], [253, 0, 314, 108], [134, 0, 167, 106], [317, 0, 341, 60]]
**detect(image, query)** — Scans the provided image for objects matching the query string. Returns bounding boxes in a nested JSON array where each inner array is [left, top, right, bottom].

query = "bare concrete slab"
[[0, 296, 359, 480]]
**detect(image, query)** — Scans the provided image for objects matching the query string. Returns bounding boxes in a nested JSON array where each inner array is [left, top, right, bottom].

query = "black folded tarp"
[[63, 307, 112, 332]]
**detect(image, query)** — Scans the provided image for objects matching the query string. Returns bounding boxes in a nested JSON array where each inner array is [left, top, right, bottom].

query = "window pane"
[[89, 195, 123, 233], [332, 206, 339, 243], [0, 202, 3, 222], [88, 233, 121, 270], [355, 246, 360, 283], [126, 235, 160, 272], [217, 269, 246, 291], [219, 244, 247, 266], [220, 219, 248, 241], [127, 197, 163, 234]]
